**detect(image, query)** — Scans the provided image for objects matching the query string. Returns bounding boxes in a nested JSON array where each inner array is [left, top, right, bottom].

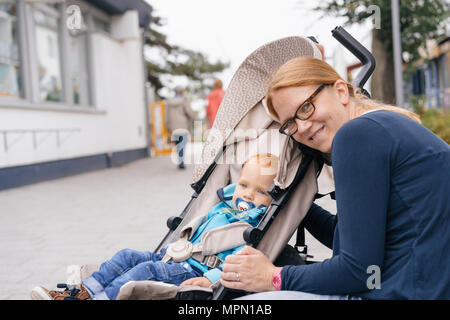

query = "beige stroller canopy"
[[193, 36, 322, 185]]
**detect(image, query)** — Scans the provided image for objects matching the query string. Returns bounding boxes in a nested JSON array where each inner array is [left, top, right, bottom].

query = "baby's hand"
[[180, 277, 212, 288]]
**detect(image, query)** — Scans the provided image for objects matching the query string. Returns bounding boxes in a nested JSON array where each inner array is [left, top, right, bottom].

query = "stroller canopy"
[[192, 36, 322, 185]]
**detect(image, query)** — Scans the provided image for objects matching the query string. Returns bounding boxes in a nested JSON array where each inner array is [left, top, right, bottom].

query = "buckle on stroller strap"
[[162, 238, 194, 263], [201, 255, 223, 269]]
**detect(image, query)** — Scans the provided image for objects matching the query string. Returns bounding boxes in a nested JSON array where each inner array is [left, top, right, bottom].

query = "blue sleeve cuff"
[[203, 268, 222, 284]]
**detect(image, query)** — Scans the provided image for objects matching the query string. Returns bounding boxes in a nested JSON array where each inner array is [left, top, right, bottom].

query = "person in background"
[[165, 86, 197, 169], [206, 78, 225, 128]]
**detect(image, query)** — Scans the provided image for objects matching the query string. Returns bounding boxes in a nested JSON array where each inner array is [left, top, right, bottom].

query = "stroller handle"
[[331, 26, 376, 90]]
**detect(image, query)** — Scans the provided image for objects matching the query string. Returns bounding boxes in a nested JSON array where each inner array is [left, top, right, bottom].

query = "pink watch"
[[272, 267, 282, 290]]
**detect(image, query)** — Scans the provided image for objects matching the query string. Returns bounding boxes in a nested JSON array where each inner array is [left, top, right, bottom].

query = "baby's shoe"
[[30, 283, 91, 300]]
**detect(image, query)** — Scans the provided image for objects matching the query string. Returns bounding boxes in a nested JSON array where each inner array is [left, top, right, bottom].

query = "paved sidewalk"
[[0, 146, 335, 300]]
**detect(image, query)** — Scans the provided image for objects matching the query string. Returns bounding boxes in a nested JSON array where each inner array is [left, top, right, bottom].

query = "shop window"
[[34, 5, 63, 102], [69, 17, 90, 106], [0, 0, 21, 98]]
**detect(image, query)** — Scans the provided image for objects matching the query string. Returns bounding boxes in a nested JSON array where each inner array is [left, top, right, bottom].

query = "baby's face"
[[232, 163, 275, 210]]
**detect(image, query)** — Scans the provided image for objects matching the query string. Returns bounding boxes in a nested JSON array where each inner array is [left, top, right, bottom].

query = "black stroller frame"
[[155, 26, 376, 300]]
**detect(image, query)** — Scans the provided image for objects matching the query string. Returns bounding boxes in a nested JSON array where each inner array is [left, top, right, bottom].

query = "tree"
[[313, 0, 449, 104], [144, 15, 229, 100]]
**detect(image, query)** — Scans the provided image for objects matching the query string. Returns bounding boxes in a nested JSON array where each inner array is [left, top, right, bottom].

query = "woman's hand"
[[180, 277, 212, 288], [220, 246, 278, 292]]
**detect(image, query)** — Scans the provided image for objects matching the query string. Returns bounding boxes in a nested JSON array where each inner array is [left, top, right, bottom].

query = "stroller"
[[71, 27, 375, 300]]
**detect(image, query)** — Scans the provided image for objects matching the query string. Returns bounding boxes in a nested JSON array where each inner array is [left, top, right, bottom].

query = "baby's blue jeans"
[[82, 248, 201, 300]]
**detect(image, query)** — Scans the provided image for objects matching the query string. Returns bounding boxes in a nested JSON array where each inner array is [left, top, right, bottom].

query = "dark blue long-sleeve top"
[[281, 110, 450, 299]]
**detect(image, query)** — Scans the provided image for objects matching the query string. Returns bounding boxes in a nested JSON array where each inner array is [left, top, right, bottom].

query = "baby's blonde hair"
[[243, 153, 279, 176]]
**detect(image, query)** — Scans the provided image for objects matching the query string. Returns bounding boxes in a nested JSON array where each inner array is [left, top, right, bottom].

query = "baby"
[[31, 153, 278, 300]]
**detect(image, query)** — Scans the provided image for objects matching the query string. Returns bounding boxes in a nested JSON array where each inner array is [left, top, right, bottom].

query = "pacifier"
[[235, 198, 256, 211]]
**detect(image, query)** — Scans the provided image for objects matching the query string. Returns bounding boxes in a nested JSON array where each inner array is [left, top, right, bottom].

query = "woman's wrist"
[[271, 267, 283, 290]]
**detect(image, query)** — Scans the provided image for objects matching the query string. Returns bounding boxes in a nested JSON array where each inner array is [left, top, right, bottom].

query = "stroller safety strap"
[[196, 221, 252, 255], [179, 215, 208, 240], [161, 238, 223, 268], [199, 254, 223, 269], [162, 238, 197, 263]]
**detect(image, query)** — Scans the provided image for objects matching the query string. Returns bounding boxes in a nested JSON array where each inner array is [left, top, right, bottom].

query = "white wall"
[[0, 10, 148, 168]]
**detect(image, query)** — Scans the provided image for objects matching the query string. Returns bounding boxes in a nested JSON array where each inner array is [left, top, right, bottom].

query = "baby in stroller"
[[30, 153, 279, 300]]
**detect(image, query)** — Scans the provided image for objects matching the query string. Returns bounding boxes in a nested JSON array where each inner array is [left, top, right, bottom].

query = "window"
[[0, 0, 111, 109], [69, 18, 90, 106], [92, 16, 110, 33], [69, 30, 89, 106], [0, 0, 21, 98], [34, 5, 62, 102]]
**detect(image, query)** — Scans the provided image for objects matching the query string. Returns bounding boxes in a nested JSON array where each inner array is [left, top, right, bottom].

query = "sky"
[[145, 0, 374, 104]]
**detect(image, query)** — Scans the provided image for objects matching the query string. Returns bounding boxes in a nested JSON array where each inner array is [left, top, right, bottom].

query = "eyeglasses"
[[279, 84, 327, 136]]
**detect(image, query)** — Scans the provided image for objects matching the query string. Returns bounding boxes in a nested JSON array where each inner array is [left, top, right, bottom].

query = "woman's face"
[[272, 81, 351, 153]]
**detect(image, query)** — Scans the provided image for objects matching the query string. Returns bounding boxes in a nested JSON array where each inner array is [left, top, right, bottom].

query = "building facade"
[[0, 0, 153, 190], [406, 37, 450, 109]]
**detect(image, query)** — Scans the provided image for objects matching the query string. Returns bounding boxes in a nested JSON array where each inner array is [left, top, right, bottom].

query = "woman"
[[206, 78, 226, 128], [220, 57, 450, 299], [165, 86, 197, 169]]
